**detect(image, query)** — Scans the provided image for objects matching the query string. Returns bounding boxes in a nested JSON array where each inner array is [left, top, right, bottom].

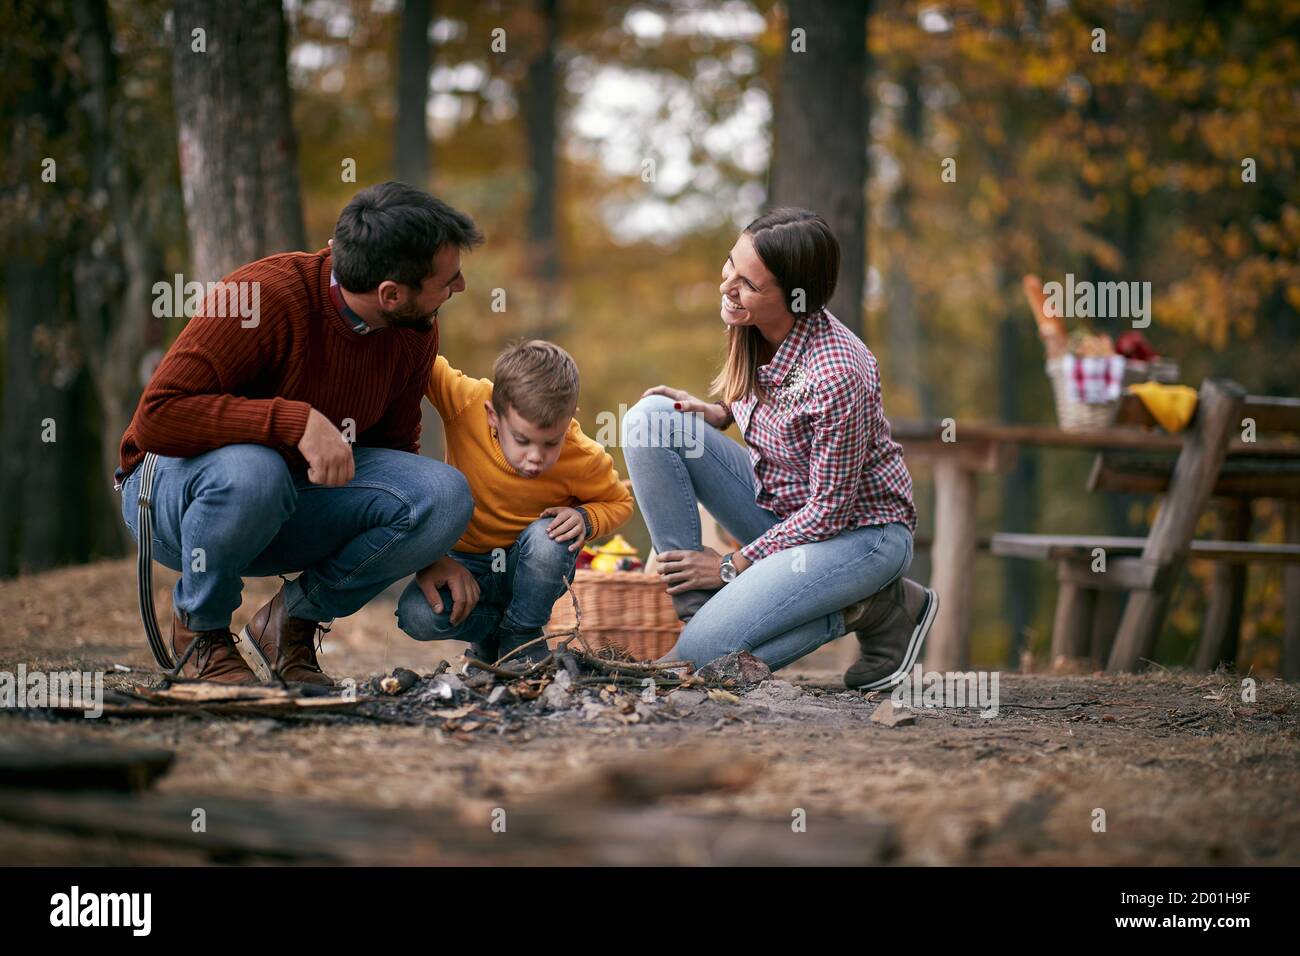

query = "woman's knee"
[[622, 394, 698, 455]]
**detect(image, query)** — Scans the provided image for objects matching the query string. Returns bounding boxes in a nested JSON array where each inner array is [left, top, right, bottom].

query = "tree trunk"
[[394, 0, 433, 189], [518, 0, 561, 338], [997, 301, 1039, 666], [769, 0, 867, 335], [69, 0, 168, 550], [1, 261, 92, 574], [172, 0, 307, 283], [884, 65, 934, 415], [0, 2, 99, 573]]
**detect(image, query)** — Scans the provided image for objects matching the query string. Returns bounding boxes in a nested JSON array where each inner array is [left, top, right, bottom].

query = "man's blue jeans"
[[119, 444, 474, 630], [622, 394, 914, 671], [394, 517, 579, 656]]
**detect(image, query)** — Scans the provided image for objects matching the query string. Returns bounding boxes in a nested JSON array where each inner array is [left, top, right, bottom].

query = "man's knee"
[[405, 459, 474, 534], [197, 445, 296, 518]]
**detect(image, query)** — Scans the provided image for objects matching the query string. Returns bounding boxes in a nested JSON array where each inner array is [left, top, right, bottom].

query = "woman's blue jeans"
[[622, 394, 913, 671]]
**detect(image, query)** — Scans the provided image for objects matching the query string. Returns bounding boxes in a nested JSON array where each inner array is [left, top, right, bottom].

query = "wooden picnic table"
[[889, 415, 1300, 671]]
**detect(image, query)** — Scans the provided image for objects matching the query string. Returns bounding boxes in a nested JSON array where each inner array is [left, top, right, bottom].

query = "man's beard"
[[381, 302, 438, 331]]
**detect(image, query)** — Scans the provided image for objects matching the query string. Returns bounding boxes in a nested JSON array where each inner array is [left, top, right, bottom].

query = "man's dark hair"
[[332, 182, 484, 292]]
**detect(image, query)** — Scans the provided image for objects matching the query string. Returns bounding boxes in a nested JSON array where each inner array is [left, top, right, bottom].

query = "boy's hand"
[[416, 556, 480, 626], [542, 506, 587, 552]]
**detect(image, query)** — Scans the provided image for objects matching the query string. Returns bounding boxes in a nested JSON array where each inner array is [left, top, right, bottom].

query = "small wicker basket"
[[1047, 356, 1178, 431], [545, 569, 682, 660]]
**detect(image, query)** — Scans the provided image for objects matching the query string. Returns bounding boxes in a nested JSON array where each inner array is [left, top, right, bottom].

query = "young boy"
[[396, 340, 633, 665]]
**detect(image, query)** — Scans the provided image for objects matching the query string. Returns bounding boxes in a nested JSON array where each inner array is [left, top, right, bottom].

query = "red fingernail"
[[673, 402, 681, 409]]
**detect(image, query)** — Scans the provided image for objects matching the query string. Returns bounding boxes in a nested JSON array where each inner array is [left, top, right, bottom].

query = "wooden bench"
[[991, 380, 1300, 675], [993, 533, 1300, 670]]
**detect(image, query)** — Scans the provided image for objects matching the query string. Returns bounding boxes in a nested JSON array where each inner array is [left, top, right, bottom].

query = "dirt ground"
[[2, 559, 1298, 865]]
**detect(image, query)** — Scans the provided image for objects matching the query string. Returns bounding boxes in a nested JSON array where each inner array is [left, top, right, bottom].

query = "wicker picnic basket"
[[1046, 356, 1177, 431], [545, 569, 682, 660]]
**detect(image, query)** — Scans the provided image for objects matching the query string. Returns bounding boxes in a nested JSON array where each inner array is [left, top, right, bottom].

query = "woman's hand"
[[657, 547, 726, 594], [641, 385, 730, 429]]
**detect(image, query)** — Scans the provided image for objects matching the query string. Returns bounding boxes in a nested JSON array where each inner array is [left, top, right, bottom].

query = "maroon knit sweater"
[[116, 248, 439, 484]]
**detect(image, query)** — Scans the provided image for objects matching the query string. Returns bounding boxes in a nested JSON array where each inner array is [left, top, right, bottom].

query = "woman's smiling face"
[[719, 233, 787, 329]]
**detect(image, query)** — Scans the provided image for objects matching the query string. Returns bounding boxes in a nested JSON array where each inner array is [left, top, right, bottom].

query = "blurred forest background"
[[2, 0, 1298, 670]]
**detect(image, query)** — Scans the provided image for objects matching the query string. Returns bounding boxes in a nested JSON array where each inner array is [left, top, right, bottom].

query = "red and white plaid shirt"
[[732, 309, 916, 562]]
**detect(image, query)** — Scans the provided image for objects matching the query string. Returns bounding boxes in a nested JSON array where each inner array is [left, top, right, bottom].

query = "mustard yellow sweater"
[[426, 355, 634, 554]]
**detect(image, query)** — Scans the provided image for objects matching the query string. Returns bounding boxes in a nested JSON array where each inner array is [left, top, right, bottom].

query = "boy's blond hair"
[[492, 340, 579, 428]]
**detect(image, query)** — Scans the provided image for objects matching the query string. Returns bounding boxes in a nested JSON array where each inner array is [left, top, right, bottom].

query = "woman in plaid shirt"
[[623, 208, 938, 689]]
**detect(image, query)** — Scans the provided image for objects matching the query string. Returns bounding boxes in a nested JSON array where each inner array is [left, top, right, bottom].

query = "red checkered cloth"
[[731, 309, 917, 563], [1061, 353, 1127, 404]]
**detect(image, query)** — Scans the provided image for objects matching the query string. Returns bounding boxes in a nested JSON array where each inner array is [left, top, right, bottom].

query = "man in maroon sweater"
[[116, 183, 483, 685]]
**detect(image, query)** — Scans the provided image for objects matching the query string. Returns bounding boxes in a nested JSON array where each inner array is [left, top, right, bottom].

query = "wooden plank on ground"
[[0, 742, 174, 792], [0, 749, 896, 865]]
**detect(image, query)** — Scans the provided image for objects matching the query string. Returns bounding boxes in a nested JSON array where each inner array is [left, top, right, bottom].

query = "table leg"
[[1193, 499, 1251, 672], [927, 458, 977, 670], [1090, 590, 1123, 670], [1286, 501, 1300, 682], [1051, 569, 1096, 670]]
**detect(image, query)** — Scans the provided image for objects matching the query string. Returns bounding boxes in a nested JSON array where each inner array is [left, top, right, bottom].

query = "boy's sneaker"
[[494, 628, 552, 672], [499, 639, 552, 669], [843, 578, 939, 691], [464, 635, 499, 666]]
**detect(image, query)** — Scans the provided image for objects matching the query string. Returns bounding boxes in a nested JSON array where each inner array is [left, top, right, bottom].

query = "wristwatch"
[[716, 401, 734, 429], [576, 506, 594, 540], [720, 551, 739, 584]]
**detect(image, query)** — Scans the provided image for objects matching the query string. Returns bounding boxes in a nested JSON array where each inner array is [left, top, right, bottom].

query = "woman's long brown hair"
[[710, 207, 839, 406]]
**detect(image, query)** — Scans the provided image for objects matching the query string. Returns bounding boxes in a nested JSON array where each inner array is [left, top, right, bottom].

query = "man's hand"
[[416, 556, 481, 626], [297, 408, 355, 486], [657, 547, 731, 594], [542, 506, 587, 552]]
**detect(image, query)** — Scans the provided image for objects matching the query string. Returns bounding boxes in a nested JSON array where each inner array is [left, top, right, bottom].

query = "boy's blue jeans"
[[119, 443, 474, 630], [622, 394, 914, 671], [394, 517, 579, 658]]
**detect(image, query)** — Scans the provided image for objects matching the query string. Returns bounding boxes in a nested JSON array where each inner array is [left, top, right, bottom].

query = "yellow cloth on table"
[[1127, 381, 1199, 433]]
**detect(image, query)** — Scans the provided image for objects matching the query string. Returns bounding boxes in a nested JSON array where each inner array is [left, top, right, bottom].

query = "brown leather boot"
[[239, 586, 336, 687], [843, 578, 939, 691], [171, 614, 259, 685]]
